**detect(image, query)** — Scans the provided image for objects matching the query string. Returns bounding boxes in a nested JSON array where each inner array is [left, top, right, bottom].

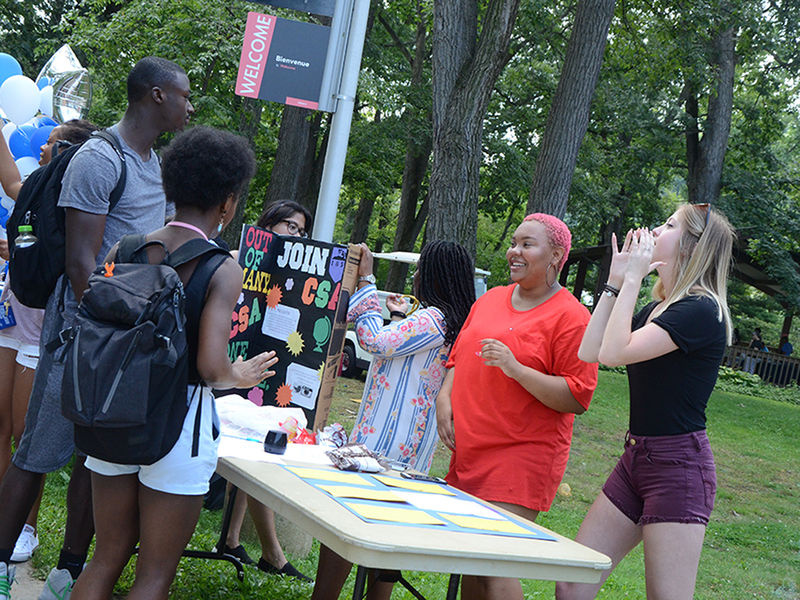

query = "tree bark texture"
[[224, 96, 263, 249], [427, 0, 520, 256], [527, 0, 616, 219], [264, 106, 324, 214], [687, 26, 736, 204], [386, 8, 433, 292]]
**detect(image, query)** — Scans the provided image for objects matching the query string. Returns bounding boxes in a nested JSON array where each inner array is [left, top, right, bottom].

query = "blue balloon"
[[0, 205, 8, 228], [37, 116, 58, 127], [29, 126, 55, 158], [0, 53, 22, 88], [8, 125, 38, 159], [36, 76, 53, 90]]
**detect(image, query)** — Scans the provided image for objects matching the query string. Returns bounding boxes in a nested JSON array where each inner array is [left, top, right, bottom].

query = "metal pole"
[[312, 0, 370, 242]]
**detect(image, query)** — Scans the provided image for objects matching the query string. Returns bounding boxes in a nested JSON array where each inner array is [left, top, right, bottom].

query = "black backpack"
[[6, 130, 127, 309], [56, 234, 229, 465]]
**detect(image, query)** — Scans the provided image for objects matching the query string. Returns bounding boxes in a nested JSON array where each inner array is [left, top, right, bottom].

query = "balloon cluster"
[[0, 45, 93, 226]]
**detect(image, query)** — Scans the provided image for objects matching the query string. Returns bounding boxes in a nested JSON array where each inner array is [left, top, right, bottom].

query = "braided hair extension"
[[416, 241, 476, 347]]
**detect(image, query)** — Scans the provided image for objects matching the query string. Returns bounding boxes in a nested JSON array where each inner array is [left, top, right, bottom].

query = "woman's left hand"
[[385, 294, 408, 314], [479, 338, 518, 377], [625, 228, 663, 282]]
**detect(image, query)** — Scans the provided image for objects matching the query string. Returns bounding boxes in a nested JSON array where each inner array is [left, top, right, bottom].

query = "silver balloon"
[[52, 69, 92, 122], [35, 45, 92, 123]]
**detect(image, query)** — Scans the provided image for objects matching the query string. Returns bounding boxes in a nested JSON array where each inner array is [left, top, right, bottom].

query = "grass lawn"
[[30, 371, 799, 599]]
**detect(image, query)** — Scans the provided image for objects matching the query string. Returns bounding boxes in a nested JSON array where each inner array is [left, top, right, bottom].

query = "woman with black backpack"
[[70, 126, 278, 600]]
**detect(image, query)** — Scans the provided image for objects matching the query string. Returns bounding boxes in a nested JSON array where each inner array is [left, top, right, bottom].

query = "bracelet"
[[602, 283, 620, 297], [390, 310, 407, 319]]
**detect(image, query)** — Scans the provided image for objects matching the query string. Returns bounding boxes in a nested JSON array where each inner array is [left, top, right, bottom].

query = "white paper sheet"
[[394, 491, 505, 519]]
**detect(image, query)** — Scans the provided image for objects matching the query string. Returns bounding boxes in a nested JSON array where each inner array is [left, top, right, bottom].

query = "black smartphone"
[[400, 471, 447, 484]]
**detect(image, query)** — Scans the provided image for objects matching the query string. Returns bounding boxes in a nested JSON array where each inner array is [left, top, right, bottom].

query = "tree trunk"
[[264, 106, 323, 214], [527, 0, 616, 219], [385, 9, 433, 292], [687, 26, 736, 204], [349, 195, 375, 244], [224, 96, 263, 249], [427, 0, 520, 256]]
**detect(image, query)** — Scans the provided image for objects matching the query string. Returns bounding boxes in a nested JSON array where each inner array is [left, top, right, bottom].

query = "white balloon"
[[14, 156, 40, 179], [0, 75, 41, 125], [2, 122, 16, 145], [39, 86, 54, 118]]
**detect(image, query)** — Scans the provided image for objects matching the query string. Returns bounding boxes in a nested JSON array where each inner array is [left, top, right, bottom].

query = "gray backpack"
[[57, 235, 229, 465]]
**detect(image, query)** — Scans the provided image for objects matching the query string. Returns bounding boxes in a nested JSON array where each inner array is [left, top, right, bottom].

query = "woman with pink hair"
[[437, 213, 598, 600]]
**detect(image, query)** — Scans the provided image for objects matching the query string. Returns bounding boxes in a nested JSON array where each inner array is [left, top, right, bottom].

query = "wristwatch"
[[358, 274, 376, 285]]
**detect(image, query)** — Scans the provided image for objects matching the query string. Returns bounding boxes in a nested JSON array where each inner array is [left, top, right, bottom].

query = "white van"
[[341, 251, 490, 378]]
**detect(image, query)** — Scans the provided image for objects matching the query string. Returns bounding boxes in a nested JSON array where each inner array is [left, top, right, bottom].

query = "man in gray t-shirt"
[[0, 56, 194, 597]]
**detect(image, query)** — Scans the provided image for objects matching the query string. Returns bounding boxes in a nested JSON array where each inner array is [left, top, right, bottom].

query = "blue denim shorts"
[[602, 430, 716, 526]]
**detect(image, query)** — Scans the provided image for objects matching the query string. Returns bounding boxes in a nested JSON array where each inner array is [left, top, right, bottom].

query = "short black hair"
[[127, 56, 186, 103], [416, 241, 475, 346], [57, 119, 99, 144], [161, 126, 256, 211], [257, 200, 314, 233]]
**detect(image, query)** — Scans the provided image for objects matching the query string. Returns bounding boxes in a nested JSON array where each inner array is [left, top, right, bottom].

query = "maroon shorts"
[[602, 430, 716, 526]]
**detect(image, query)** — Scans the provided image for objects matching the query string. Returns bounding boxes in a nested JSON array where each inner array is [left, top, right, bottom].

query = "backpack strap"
[[91, 130, 127, 213], [115, 235, 168, 265], [165, 238, 230, 270]]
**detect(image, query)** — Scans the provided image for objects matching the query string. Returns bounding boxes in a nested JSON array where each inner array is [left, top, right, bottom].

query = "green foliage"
[[31, 372, 800, 599], [716, 366, 800, 405]]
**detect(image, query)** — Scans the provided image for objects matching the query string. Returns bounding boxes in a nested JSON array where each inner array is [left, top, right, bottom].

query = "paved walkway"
[[10, 560, 41, 599]]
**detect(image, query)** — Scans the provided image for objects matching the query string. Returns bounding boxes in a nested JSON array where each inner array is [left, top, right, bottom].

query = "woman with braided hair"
[[311, 240, 476, 600]]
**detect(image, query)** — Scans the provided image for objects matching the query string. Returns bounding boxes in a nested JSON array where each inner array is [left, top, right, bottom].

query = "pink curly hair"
[[523, 213, 572, 271]]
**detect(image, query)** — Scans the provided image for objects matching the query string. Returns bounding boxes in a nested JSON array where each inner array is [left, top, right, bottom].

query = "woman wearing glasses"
[[216, 200, 314, 581], [557, 204, 735, 600]]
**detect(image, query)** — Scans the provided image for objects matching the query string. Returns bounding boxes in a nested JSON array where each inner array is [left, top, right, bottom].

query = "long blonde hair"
[[651, 204, 735, 343]]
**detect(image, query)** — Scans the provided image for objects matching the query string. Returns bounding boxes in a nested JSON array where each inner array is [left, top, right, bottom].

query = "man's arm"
[[65, 208, 106, 303]]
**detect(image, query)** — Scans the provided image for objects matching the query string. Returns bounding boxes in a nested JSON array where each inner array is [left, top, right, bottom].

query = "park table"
[[212, 454, 611, 600]]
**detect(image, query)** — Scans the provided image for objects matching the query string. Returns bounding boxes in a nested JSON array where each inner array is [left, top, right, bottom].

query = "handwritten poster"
[[227, 224, 359, 429]]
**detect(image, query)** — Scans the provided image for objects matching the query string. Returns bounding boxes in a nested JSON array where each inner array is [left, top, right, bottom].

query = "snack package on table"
[[326, 444, 386, 473], [317, 423, 348, 448]]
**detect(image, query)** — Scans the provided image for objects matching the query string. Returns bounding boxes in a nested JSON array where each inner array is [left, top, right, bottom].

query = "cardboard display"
[[227, 224, 360, 430]]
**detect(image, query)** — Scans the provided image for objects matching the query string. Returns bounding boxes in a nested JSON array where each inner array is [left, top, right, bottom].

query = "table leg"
[[447, 574, 460, 600], [179, 484, 245, 581], [352, 565, 368, 600]]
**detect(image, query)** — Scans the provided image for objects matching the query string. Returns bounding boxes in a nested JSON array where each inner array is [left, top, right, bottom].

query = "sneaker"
[[10, 524, 39, 563], [0, 562, 15, 600], [38, 567, 74, 600]]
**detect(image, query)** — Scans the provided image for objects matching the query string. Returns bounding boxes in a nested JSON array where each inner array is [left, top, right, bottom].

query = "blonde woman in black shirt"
[[558, 203, 735, 600]]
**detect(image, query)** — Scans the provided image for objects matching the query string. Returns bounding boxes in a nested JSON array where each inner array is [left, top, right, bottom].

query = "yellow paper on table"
[[346, 502, 446, 525], [286, 466, 373, 485], [372, 474, 456, 495], [441, 514, 531, 535], [319, 485, 404, 502]]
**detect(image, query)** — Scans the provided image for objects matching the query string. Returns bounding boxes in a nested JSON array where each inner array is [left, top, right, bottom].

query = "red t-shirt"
[[445, 285, 597, 512]]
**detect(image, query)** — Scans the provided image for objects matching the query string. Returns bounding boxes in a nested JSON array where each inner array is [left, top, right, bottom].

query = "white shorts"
[[85, 386, 220, 495], [0, 332, 39, 369]]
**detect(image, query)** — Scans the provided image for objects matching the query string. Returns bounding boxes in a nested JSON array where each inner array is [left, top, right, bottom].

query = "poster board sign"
[[235, 11, 330, 110], [227, 224, 360, 430]]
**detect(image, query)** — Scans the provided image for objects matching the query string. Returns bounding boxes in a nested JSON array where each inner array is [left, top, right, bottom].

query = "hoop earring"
[[546, 264, 557, 288]]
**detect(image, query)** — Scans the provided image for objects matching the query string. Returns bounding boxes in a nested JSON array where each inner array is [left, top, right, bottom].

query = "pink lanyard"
[[166, 220, 208, 240]]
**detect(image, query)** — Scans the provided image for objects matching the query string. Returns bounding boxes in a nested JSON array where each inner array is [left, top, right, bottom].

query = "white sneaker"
[[10, 524, 39, 562], [38, 567, 74, 600], [0, 562, 15, 600]]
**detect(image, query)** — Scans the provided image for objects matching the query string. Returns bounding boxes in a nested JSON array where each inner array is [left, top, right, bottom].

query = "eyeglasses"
[[280, 219, 308, 238], [694, 203, 711, 228]]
